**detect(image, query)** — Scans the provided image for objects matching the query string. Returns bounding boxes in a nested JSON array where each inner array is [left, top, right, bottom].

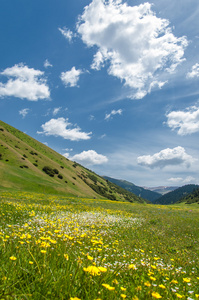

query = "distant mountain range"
[[153, 184, 199, 205], [144, 186, 179, 195], [0, 120, 147, 204], [103, 176, 160, 202]]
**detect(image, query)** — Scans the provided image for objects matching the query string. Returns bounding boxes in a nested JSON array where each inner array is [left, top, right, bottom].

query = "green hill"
[[103, 176, 159, 202], [154, 184, 199, 205], [0, 120, 147, 203], [177, 187, 199, 204]]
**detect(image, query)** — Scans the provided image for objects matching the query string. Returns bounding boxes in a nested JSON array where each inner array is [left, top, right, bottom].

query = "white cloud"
[[44, 59, 53, 68], [60, 67, 83, 87], [37, 117, 92, 141], [19, 108, 30, 118], [168, 177, 183, 183], [168, 176, 196, 184], [137, 146, 195, 169], [77, 0, 187, 99], [166, 106, 199, 135], [187, 63, 199, 78], [68, 150, 108, 166], [59, 27, 74, 42], [52, 107, 62, 116], [105, 109, 122, 120], [0, 63, 50, 101]]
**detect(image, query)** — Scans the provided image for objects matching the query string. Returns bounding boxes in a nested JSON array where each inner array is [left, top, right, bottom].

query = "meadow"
[[0, 190, 198, 299]]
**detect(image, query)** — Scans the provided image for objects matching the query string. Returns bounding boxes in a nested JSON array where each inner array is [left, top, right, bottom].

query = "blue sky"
[[1, 0, 199, 187]]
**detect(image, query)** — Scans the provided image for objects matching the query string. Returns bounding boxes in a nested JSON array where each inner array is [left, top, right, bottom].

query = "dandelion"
[[150, 276, 156, 281], [102, 284, 115, 291], [144, 282, 151, 287], [121, 294, 126, 298], [87, 255, 93, 260], [9, 256, 17, 261], [83, 266, 101, 276], [64, 254, 69, 260], [159, 284, 166, 289], [152, 291, 162, 299], [176, 293, 183, 298], [98, 266, 107, 273], [183, 277, 191, 283], [41, 250, 47, 254], [128, 264, 136, 270], [121, 287, 126, 291]]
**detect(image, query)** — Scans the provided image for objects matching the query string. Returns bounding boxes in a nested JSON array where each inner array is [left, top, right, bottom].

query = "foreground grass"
[[0, 191, 198, 299]]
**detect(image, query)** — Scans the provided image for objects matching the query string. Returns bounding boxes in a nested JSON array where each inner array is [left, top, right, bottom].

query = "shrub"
[[42, 166, 55, 177], [0, 153, 2, 160], [33, 163, 38, 167], [58, 174, 63, 179], [53, 168, 59, 174]]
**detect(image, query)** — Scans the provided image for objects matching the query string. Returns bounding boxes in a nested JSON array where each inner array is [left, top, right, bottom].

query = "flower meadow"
[[0, 191, 198, 299]]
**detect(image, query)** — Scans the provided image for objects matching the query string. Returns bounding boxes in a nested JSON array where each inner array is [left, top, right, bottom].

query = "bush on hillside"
[[42, 166, 56, 177]]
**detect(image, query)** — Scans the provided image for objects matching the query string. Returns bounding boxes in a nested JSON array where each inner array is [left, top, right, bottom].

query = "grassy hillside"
[[0, 120, 146, 203], [178, 187, 199, 204], [154, 184, 199, 205], [104, 176, 160, 202]]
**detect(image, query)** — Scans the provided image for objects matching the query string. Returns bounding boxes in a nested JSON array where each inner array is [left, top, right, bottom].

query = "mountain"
[[103, 176, 160, 202], [144, 186, 179, 195], [177, 187, 199, 204], [154, 184, 199, 205], [0, 120, 147, 203]]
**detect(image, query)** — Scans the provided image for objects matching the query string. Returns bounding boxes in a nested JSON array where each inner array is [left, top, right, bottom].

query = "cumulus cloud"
[[19, 108, 30, 118], [59, 27, 74, 42], [168, 176, 196, 184], [166, 106, 199, 135], [137, 146, 195, 169], [68, 150, 108, 166], [187, 63, 199, 78], [44, 59, 53, 68], [0, 63, 50, 101], [60, 67, 83, 87], [77, 0, 187, 99], [37, 117, 92, 141], [105, 109, 122, 120]]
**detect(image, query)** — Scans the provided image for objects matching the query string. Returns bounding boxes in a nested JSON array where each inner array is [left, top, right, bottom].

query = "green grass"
[[0, 190, 198, 299]]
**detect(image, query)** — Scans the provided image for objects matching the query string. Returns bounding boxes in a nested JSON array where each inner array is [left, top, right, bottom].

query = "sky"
[[0, 0, 199, 187]]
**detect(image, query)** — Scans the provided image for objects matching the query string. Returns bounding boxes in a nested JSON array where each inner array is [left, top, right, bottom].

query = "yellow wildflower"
[[87, 255, 93, 260], [121, 294, 126, 298], [144, 282, 151, 287], [176, 293, 183, 298], [98, 266, 107, 273], [183, 277, 191, 283], [159, 284, 166, 289], [84, 266, 100, 276], [152, 291, 162, 299], [29, 261, 34, 265], [41, 250, 47, 254], [64, 254, 69, 260], [9, 256, 17, 261], [121, 287, 126, 291], [102, 283, 115, 291]]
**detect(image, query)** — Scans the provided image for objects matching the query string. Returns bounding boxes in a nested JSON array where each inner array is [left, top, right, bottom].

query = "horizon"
[[0, 0, 199, 187]]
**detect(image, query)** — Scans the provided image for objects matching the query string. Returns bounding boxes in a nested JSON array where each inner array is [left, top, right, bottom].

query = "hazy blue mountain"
[[103, 176, 160, 202]]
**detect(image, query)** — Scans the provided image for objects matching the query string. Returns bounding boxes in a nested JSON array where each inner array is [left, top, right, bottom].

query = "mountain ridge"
[[103, 176, 160, 202]]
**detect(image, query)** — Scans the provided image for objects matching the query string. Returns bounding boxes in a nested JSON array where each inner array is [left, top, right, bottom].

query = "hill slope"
[[177, 187, 199, 204], [0, 120, 146, 203], [103, 176, 159, 202], [154, 184, 199, 205]]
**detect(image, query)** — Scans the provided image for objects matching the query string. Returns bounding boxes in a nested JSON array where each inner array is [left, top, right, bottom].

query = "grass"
[[0, 190, 198, 299]]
